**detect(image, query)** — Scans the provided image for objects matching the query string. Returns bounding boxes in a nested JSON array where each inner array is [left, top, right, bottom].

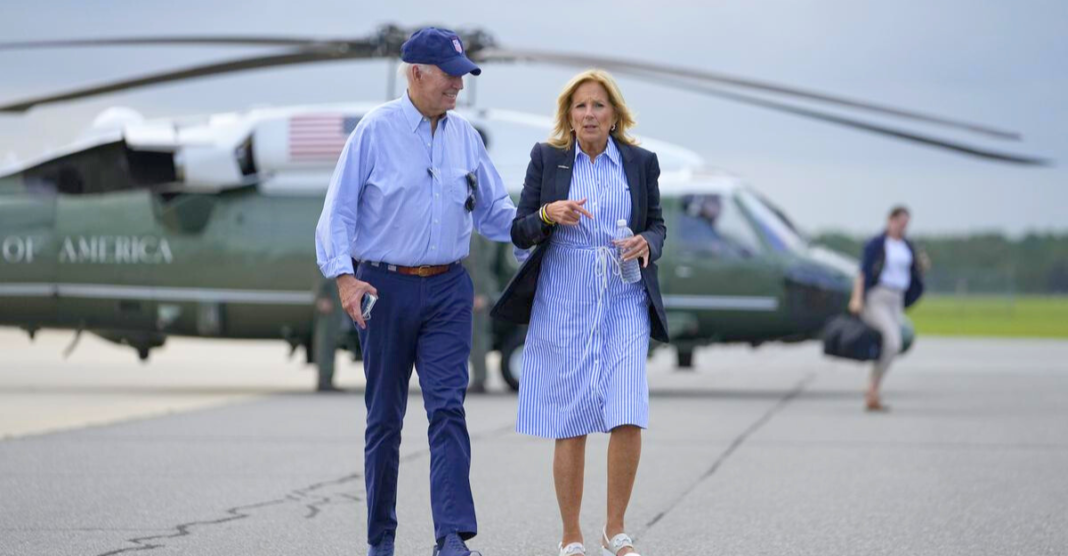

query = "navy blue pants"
[[355, 262, 477, 546]]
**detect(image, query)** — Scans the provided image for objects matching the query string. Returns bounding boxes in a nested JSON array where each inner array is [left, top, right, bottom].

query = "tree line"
[[813, 232, 1068, 295]]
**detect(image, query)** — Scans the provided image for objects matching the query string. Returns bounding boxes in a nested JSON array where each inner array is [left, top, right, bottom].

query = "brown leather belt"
[[368, 261, 456, 278]]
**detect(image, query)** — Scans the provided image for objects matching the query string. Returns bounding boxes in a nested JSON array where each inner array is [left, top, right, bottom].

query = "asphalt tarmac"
[[1, 329, 1066, 555]]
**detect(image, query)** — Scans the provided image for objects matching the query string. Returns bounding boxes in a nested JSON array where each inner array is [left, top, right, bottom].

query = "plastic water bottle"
[[616, 219, 642, 284]]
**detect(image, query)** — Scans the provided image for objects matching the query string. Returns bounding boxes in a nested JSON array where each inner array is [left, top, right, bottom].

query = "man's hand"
[[336, 274, 378, 329], [613, 234, 651, 268], [849, 297, 864, 315], [546, 198, 594, 225]]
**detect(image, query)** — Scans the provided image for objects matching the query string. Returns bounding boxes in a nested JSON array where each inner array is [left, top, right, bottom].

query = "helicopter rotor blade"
[[613, 70, 1048, 165], [476, 48, 1023, 141], [0, 36, 327, 50], [0, 30, 1046, 165], [1, 34, 1025, 141], [0, 47, 376, 113], [0, 25, 424, 112]]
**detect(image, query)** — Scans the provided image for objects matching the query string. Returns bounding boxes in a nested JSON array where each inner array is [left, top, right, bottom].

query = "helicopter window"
[[0, 175, 28, 194], [676, 193, 763, 258], [17, 142, 177, 196], [55, 165, 86, 194], [234, 136, 257, 177], [737, 190, 808, 254], [0, 171, 59, 195]]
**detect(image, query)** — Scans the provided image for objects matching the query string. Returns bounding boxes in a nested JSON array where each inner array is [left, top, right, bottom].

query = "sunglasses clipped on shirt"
[[427, 167, 477, 213], [464, 171, 478, 213]]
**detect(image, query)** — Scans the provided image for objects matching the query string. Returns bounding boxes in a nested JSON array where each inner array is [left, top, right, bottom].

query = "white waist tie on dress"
[[582, 245, 623, 361], [549, 241, 624, 371]]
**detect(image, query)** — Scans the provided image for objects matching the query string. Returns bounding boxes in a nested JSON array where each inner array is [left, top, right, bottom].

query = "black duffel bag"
[[823, 315, 883, 361]]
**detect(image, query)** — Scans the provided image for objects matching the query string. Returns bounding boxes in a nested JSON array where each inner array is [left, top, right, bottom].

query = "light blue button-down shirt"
[[315, 93, 517, 278]]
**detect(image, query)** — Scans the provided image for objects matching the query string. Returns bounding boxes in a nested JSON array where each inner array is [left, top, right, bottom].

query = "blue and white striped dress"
[[516, 138, 651, 439]]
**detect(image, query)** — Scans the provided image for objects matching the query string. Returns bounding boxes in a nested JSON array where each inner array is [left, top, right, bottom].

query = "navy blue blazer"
[[860, 233, 925, 308], [490, 141, 669, 343]]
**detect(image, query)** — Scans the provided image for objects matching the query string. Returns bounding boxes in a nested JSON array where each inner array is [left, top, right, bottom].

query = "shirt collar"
[[575, 136, 621, 166], [402, 91, 447, 133]]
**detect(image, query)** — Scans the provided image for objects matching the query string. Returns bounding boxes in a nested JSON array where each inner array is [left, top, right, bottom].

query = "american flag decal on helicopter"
[[287, 114, 361, 162]]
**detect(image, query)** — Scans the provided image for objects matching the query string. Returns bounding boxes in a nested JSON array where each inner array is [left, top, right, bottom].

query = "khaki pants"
[[861, 286, 905, 380]]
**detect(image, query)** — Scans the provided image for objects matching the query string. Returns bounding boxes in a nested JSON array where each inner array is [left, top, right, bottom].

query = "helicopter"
[[0, 24, 1046, 391]]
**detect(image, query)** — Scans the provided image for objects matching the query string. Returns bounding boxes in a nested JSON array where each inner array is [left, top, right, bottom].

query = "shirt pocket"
[[447, 167, 474, 207]]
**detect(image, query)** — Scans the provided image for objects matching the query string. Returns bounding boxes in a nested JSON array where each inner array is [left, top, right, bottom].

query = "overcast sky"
[[1, 0, 1064, 236]]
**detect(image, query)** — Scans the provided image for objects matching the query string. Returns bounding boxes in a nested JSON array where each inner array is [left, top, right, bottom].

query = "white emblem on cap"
[[452, 39, 462, 53]]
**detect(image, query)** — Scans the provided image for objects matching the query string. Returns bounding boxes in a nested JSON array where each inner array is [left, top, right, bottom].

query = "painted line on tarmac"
[[638, 372, 817, 537]]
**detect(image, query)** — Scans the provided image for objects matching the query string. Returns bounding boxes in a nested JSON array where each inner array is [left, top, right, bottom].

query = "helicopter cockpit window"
[[676, 193, 763, 258], [737, 190, 808, 254]]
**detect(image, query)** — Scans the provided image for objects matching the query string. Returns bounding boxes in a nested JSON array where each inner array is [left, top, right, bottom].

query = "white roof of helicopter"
[[0, 102, 748, 199], [659, 166, 746, 197]]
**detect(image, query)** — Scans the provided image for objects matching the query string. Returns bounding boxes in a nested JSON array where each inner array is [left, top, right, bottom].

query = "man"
[[315, 27, 516, 556], [676, 194, 746, 258]]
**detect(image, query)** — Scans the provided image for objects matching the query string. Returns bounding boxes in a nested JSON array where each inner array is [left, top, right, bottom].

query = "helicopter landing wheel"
[[499, 330, 525, 392], [677, 348, 694, 369], [304, 337, 315, 365]]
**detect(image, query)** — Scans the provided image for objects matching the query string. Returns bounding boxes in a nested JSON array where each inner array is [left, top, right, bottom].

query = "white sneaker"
[[601, 527, 641, 556], [559, 541, 586, 556]]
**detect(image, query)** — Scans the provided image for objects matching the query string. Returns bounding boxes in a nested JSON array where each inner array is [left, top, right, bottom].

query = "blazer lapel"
[[620, 143, 642, 231], [554, 145, 575, 202]]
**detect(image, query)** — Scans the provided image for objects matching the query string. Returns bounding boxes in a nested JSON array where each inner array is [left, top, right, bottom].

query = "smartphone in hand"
[[360, 293, 378, 321]]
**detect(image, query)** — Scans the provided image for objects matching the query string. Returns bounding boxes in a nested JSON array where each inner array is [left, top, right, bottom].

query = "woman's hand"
[[917, 250, 932, 274], [614, 234, 651, 268], [545, 198, 594, 225], [849, 274, 864, 315]]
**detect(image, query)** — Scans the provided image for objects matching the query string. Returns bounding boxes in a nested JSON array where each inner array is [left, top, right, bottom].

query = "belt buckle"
[[415, 265, 433, 277]]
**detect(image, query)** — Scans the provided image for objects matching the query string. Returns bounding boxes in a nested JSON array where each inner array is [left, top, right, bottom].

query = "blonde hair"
[[548, 69, 638, 150]]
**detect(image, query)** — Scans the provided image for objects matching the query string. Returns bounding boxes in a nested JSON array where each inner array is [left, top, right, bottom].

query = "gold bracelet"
[[540, 205, 555, 225]]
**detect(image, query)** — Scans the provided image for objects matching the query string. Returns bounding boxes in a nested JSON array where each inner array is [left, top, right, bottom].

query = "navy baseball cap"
[[401, 27, 482, 77]]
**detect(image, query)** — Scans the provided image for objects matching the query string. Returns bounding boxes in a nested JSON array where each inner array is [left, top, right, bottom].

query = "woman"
[[491, 69, 668, 556], [849, 206, 926, 412]]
